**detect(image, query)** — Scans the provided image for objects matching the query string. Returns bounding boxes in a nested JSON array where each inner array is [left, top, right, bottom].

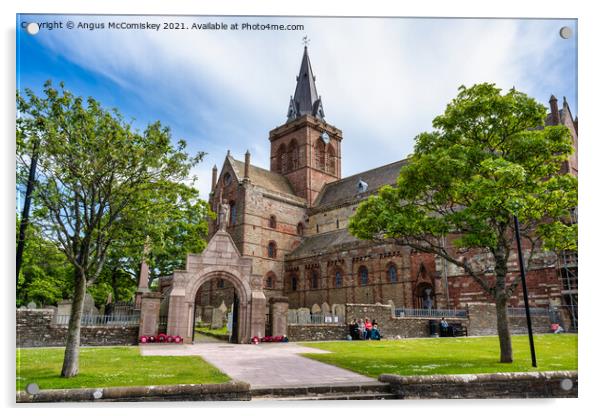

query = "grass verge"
[[301, 334, 577, 378], [16, 346, 229, 391]]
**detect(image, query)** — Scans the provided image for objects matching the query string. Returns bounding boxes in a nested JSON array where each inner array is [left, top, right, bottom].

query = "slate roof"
[[314, 159, 408, 207], [287, 46, 324, 122], [287, 229, 361, 259], [228, 156, 297, 196]]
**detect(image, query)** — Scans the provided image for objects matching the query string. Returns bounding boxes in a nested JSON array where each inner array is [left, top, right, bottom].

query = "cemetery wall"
[[17, 309, 139, 348], [286, 324, 347, 341]]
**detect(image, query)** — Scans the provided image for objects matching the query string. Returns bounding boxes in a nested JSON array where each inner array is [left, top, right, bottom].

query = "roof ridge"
[[324, 158, 407, 189]]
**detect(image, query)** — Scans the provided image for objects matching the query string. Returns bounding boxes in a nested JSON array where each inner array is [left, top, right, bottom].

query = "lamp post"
[[513, 214, 537, 367]]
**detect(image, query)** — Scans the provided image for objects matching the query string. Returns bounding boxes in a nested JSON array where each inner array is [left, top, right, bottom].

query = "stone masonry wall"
[[345, 303, 467, 339], [467, 303, 550, 336], [17, 309, 139, 348], [379, 371, 577, 399], [286, 324, 348, 342]]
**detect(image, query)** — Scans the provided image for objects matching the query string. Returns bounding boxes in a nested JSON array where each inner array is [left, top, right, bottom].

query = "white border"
[[3, 1, 600, 415]]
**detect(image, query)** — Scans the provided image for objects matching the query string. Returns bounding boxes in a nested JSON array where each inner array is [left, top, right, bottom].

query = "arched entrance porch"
[[165, 230, 266, 344]]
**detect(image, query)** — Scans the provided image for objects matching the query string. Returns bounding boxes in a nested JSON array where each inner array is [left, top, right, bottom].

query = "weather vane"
[[302, 36, 311, 47]]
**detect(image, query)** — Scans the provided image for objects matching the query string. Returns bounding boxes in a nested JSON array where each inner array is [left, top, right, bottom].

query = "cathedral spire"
[[287, 45, 325, 122]]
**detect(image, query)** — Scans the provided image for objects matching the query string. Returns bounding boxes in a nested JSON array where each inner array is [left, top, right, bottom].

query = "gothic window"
[[315, 140, 325, 170], [269, 215, 277, 229], [335, 270, 343, 288], [229, 201, 237, 226], [223, 172, 232, 186], [289, 140, 299, 170], [359, 266, 369, 286], [291, 275, 298, 291], [388, 265, 398, 283], [297, 222, 304, 236], [326, 145, 336, 174], [311, 271, 319, 289], [217, 278, 225, 289], [316, 224, 320, 233], [277, 144, 287, 173], [268, 241, 277, 259]]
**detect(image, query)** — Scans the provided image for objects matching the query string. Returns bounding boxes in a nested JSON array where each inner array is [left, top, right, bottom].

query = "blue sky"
[[17, 15, 577, 199]]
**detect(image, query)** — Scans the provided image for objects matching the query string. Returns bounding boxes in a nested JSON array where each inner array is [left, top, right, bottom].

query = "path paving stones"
[[140, 342, 373, 387]]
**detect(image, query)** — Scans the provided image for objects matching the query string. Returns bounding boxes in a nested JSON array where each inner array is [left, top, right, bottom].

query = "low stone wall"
[[379, 371, 577, 399], [467, 303, 550, 336], [16, 381, 251, 403], [345, 303, 467, 339], [286, 324, 348, 342], [17, 309, 139, 348]]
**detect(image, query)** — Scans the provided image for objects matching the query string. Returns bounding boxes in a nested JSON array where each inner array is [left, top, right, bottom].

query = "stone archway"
[[165, 230, 266, 344], [187, 270, 250, 344]]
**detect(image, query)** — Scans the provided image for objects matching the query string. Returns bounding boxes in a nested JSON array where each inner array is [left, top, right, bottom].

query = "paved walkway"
[[140, 342, 373, 387]]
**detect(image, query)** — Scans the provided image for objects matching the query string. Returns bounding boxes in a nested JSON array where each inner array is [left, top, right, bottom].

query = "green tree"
[[17, 219, 73, 307], [349, 84, 577, 363], [17, 81, 205, 377]]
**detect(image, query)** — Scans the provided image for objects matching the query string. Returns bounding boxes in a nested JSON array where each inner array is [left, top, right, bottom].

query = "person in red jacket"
[[364, 318, 373, 340]]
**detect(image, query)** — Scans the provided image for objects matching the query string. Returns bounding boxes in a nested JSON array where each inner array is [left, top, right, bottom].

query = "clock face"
[[320, 131, 330, 144]]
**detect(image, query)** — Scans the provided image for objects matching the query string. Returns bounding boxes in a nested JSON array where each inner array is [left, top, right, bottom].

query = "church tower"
[[269, 46, 342, 206]]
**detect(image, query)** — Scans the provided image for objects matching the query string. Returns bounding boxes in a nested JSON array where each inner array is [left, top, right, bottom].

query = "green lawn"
[[301, 334, 577, 378], [16, 346, 229, 391]]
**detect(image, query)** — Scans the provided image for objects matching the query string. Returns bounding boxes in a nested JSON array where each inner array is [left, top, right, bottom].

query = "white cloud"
[[27, 16, 577, 199]]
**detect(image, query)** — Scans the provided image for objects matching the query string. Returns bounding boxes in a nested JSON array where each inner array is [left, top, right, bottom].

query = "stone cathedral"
[[159, 46, 578, 340]]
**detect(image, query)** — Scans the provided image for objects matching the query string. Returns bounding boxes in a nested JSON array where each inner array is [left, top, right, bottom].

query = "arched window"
[[311, 271, 319, 289], [265, 273, 274, 289], [269, 215, 277, 229], [268, 241, 277, 259], [291, 275, 298, 291], [315, 140, 325, 170], [335, 270, 343, 288], [388, 265, 398, 283], [289, 140, 299, 170], [223, 172, 232, 186], [326, 145, 336, 174], [229, 201, 237, 226], [297, 222, 304, 236], [217, 278, 225, 289], [278, 144, 287, 173], [359, 266, 369, 286]]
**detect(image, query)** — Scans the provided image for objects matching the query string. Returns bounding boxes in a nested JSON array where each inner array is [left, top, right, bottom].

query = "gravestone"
[[321, 302, 331, 314], [332, 304, 346, 321], [201, 306, 214, 324], [57, 300, 72, 316], [211, 301, 228, 329], [388, 300, 396, 317], [26, 301, 37, 309], [83, 293, 99, 315], [311, 304, 321, 314], [297, 307, 311, 324]]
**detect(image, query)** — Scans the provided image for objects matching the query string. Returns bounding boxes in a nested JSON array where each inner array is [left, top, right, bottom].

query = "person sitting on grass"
[[439, 317, 450, 337], [349, 320, 359, 340], [364, 318, 373, 340], [358, 319, 365, 340], [551, 322, 564, 334], [371, 323, 381, 340]]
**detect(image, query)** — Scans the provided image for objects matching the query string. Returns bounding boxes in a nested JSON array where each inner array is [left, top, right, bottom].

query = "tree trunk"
[[16, 140, 40, 292], [61, 268, 86, 378], [494, 290, 513, 363]]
